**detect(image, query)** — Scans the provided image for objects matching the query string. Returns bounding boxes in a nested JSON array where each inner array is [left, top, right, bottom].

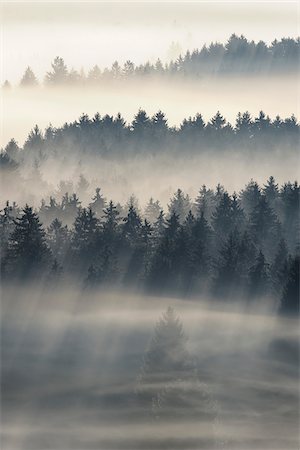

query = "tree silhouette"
[[45, 56, 68, 84], [137, 307, 217, 448], [20, 67, 38, 87], [279, 256, 299, 316], [3, 205, 50, 278]]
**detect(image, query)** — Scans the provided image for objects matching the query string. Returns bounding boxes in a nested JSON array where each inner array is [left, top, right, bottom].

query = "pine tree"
[[138, 307, 191, 398], [3, 205, 51, 278], [0, 201, 19, 249], [137, 308, 217, 443], [279, 256, 299, 315], [263, 176, 279, 207], [45, 56, 68, 84], [240, 179, 261, 216], [168, 189, 192, 223], [187, 212, 212, 291], [211, 192, 233, 241], [152, 210, 166, 240], [102, 200, 121, 235], [248, 250, 269, 298], [20, 67, 38, 87], [249, 195, 279, 255], [47, 258, 63, 284], [47, 218, 69, 262], [144, 198, 161, 224], [122, 205, 142, 242], [270, 238, 289, 296], [213, 231, 242, 298], [124, 219, 153, 286], [147, 213, 180, 292], [4, 139, 20, 161], [89, 187, 107, 218], [194, 185, 215, 222]]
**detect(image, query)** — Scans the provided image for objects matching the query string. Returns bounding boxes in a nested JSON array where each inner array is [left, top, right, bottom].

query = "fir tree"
[[3, 205, 51, 278], [279, 256, 299, 315], [248, 250, 269, 298]]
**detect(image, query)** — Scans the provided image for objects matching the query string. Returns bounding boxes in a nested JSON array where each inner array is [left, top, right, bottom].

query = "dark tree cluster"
[[5, 35, 299, 88], [1, 110, 298, 169], [1, 177, 299, 314]]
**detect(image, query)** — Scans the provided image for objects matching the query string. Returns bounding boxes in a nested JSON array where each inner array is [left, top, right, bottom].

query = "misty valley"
[[1, 11, 299, 450], [1, 171, 299, 449]]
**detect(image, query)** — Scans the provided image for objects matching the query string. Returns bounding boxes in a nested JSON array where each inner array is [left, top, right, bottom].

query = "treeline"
[[1, 178, 299, 314], [3, 35, 299, 89], [1, 110, 298, 167]]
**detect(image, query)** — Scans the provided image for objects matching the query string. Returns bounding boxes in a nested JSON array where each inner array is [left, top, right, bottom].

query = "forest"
[[3, 35, 299, 89], [1, 109, 299, 168], [1, 3, 299, 448], [1, 177, 299, 316]]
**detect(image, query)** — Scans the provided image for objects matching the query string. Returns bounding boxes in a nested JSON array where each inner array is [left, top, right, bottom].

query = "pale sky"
[[1, 1, 299, 83]]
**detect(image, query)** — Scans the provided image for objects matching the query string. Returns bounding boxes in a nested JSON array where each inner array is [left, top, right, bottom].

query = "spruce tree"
[[3, 205, 51, 278], [137, 308, 217, 444], [248, 250, 269, 298], [279, 256, 299, 315]]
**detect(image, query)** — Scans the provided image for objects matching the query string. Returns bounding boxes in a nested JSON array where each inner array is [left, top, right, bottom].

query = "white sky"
[[1, 1, 299, 83]]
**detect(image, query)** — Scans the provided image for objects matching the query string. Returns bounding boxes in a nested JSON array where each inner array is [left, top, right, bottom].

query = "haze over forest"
[[1, 2, 299, 450]]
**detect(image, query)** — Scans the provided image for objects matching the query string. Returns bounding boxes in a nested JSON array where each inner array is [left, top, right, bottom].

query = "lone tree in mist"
[[137, 307, 217, 447], [139, 307, 191, 390]]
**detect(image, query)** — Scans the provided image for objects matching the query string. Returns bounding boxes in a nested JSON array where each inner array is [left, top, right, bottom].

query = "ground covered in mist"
[[1, 288, 299, 450]]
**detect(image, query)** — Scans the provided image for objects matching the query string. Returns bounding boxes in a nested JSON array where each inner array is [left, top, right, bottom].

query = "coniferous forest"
[[1, 3, 299, 450], [3, 35, 299, 89], [1, 178, 299, 315]]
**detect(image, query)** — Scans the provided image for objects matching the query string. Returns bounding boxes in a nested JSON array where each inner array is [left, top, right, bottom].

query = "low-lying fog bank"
[[1, 287, 299, 449], [1, 150, 299, 209], [2, 75, 298, 147]]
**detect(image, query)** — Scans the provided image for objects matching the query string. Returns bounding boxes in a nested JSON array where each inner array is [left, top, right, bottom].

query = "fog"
[[2, 75, 299, 147], [2, 2, 298, 84], [1, 148, 299, 212], [1, 2, 299, 449], [1, 287, 299, 449]]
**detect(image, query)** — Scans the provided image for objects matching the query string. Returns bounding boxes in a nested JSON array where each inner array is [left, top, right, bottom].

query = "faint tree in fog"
[[89, 187, 107, 218], [168, 189, 192, 223], [144, 198, 162, 224], [45, 56, 69, 84], [4, 138, 20, 161], [137, 307, 218, 448], [138, 307, 192, 406], [20, 66, 39, 87], [2, 80, 11, 89]]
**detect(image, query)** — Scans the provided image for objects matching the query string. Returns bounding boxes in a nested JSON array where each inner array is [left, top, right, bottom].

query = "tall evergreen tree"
[[20, 67, 38, 87], [168, 189, 192, 223], [89, 187, 107, 218], [248, 250, 269, 298], [3, 206, 51, 278], [144, 198, 161, 224], [279, 256, 299, 316]]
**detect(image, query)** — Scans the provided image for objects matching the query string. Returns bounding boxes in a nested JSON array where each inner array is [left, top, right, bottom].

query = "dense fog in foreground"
[[1, 288, 299, 449]]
